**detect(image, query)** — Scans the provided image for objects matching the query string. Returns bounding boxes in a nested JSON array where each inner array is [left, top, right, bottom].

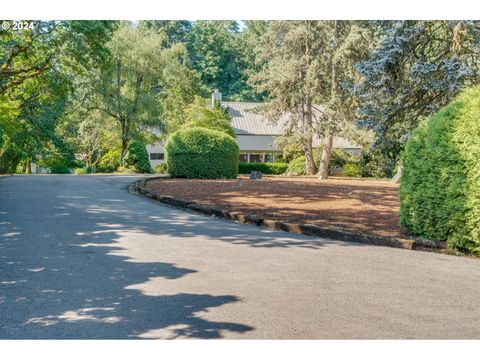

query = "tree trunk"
[[391, 166, 403, 184], [25, 158, 31, 174], [120, 119, 130, 163], [303, 137, 316, 175], [304, 100, 316, 175], [318, 133, 333, 179], [318, 20, 338, 180]]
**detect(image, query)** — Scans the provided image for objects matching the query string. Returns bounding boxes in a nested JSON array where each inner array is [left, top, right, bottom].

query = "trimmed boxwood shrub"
[[124, 140, 152, 173], [238, 162, 288, 175], [400, 86, 480, 253], [165, 127, 239, 179]]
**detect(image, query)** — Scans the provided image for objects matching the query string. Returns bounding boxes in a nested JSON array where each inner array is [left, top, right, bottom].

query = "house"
[[147, 90, 361, 169]]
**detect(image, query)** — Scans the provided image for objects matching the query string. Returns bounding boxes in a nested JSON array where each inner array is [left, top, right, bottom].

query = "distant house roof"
[[223, 101, 360, 150], [224, 101, 282, 135]]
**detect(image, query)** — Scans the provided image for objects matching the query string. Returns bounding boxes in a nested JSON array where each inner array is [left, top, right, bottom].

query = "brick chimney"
[[211, 89, 222, 107]]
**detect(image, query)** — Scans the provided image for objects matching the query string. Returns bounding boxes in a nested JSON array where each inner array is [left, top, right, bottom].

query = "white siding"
[[146, 143, 166, 168]]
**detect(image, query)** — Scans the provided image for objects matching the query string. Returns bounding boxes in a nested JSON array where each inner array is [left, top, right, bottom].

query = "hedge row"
[[238, 162, 288, 175], [400, 86, 480, 253]]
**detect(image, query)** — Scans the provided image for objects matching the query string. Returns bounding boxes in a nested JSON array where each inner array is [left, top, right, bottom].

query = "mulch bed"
[[144, 176, 406, 239]]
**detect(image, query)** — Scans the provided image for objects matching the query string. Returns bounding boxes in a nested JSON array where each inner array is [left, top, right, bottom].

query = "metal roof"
[[224, 101, 360, 149], [224, 101, 283, 135]]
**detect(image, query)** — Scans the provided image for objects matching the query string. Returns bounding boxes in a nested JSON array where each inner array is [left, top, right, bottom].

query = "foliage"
[[399, 86, 480, 253], [0, 20, 116, 173], [359, 148, 396, 178], [238, 162, 288, 175], [356, 21, 480, 168], [123, 140, 152, 173], [38, 153, 78, 174], [343, 163, 362, 177], [139, 20, 192, 47], [160, 48, 203, 133], [186, 21, 249, 100], [183, 96, 235, 137], [165, 127, 239, 179], [97, 146, 122, 173], [83, 22, 170, 161], [155, 163, 168, 174], [252, 21, 376, 176], [287, 156, 307, 175], [74, 167, 89, 175], [329, 150, 352, 169]]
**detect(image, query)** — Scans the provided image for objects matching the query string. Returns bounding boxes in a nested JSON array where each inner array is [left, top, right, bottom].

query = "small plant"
[[343, 163, 361, 177], [287, 156, 307, 175], [155, 163, 168, 174], [74, 167, 88, 175]]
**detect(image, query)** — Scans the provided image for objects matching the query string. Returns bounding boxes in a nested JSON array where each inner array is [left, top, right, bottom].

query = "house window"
[[239, 154, 248, 162], [249, 154, 262, 163], [264, 153, 274, 163], [150, 153, 164, 160]]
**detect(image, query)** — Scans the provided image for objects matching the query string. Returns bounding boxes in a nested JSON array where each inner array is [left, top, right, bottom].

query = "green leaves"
[[165, 127, 239, 179], [400, 86, 480, 252], [183, 96, 235, 138]]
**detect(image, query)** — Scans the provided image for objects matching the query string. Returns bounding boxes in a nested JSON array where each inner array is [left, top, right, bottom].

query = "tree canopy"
[[2, 20, 479, 177]]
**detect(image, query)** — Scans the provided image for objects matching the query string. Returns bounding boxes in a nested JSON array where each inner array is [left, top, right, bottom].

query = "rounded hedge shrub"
[[400, 86, 480, 253], [165, 127, 239, 179], [124, 140, 152, 174], [238, 162, 288, 175]]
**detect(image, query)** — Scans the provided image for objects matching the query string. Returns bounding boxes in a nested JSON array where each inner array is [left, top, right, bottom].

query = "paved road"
[[1, 175, 480, 339]]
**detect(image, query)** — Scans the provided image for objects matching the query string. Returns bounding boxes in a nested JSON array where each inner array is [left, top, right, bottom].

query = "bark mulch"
[[144, 176, 405, 239]]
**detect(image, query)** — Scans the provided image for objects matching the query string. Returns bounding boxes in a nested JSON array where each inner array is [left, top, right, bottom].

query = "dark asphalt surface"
[[1, 175, 479, 339]]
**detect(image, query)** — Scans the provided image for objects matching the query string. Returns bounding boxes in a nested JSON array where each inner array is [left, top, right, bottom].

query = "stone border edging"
[[129, 178, 447, 252]]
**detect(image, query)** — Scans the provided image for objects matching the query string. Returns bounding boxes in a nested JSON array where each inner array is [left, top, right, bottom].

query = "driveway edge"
[[129, 179, 450, 252]]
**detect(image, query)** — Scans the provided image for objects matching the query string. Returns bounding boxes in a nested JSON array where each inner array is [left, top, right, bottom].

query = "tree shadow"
[[0, 176, 254, 339]]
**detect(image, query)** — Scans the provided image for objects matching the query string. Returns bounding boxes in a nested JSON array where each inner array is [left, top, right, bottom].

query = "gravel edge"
[[128, 178, 450, 252]]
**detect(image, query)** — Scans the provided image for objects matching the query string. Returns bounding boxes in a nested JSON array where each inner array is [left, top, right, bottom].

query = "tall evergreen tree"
[[356, 20, 480, 172], [252, 21, 374, 177]]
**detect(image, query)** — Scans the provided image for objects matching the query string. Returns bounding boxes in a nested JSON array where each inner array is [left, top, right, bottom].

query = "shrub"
[[165, 127, 239, 179], [155, 163, 168, 174], [329, 149, 350, 169], [359, 149, 397, 178], [98, 147, 121, 173], [238, 162, 288, 175], [39, 156, 77, 174], [287, 156, 306, 175], [343, 163, 361, 177], [400, 86, 480, 253], [74, 167, 89, 175], [123, 141, 152, 173], [116, 166, 136, 174]]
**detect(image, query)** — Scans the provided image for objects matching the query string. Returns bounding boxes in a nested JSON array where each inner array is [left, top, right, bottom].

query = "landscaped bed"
[[143, 176, 405, 239]]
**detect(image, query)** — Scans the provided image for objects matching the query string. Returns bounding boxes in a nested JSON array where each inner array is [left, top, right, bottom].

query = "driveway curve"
[[0, 175, 479, 339]]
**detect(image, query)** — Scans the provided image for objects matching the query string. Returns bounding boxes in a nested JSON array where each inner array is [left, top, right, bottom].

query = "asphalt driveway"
[[1, 175, 479, 339]]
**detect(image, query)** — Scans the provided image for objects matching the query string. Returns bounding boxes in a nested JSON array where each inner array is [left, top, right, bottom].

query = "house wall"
[[236, 135, 280, 152], [146, 135, 282, 168], [146, 143, 166, 169], [146, 135, 363, 168]]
